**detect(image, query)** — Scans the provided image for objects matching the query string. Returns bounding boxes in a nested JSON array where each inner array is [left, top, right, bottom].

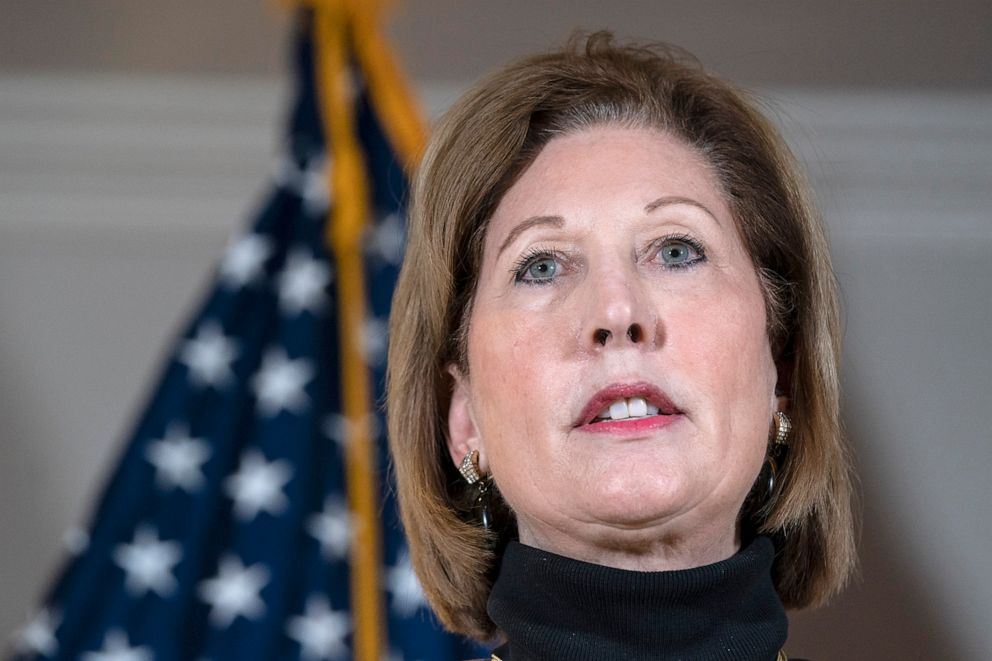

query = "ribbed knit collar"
[[487, 536, 787, 661]]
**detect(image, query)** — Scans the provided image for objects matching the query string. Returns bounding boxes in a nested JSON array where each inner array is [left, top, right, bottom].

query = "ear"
[[774, 358, 793, 415], [446, 365, 488, 473], [775, 394, 790, 416]]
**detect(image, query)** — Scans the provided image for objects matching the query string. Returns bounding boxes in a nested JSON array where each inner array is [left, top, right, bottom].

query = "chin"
[[598, 462, 688, 498], [581, 480, 693, 529]]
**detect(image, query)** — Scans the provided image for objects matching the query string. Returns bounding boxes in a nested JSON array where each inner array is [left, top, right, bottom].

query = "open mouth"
[[593, 396, 663, 421], [576, 382, 681, 429]]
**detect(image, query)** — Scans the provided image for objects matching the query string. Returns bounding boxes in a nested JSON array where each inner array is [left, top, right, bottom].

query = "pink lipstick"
[[574, 382, 682, 434]]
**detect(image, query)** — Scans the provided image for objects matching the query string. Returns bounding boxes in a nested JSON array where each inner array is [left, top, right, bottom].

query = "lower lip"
[[577, 414, 682, 435]]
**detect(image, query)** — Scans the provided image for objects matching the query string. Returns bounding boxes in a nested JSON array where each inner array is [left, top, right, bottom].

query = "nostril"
[[626, 324, 642, 343], [594, 328, 611, 345]]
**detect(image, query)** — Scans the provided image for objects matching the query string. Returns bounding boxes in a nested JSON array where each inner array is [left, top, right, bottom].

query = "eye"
[[655, 236, 705, 269], [513, 250, 562, 284], [525, 257, 557, 280]]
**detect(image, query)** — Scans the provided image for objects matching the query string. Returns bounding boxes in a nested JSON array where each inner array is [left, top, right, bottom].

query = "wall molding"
[[2, 74, 989, 251]]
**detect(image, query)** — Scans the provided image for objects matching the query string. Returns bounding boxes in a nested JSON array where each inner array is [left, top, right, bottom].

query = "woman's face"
[[447, 126, 779, 568]]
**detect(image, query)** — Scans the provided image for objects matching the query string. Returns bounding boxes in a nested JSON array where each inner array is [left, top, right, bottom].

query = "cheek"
[[665, 274, 774, 428], [696, 314, 773, 395], [679, 270, 773, 386], [466, 307, 566, 448], [472, 313, 548, 392]]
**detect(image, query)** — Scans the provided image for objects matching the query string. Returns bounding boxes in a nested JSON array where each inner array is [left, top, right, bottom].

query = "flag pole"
[[310, 2, 382, 659], [285, 2, 428, 658], [349, 3, 427, 170]]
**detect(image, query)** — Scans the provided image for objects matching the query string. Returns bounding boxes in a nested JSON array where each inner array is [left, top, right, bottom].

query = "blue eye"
[[657, 237, 705, 268], [522, 256, 557, 281], [513, 251, 561, 284]]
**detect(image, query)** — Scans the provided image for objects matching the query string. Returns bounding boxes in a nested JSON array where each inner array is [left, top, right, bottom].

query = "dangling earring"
[[764, 456, 779, 496], [763, 412, 792, 501], [459, 449, 492, 530]]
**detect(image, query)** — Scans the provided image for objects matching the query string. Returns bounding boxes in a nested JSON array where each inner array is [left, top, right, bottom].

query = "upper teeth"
[[596, 397, 660, 421]]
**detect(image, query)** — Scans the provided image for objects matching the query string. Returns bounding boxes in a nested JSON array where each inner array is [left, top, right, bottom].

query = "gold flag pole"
[[286, 1, 427, 658]]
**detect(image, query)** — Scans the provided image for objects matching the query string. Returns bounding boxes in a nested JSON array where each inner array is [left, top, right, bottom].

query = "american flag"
[[9, 8, 482, 661]]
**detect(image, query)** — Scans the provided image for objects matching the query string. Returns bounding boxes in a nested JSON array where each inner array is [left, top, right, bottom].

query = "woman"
[[387, 32, 855, 660]]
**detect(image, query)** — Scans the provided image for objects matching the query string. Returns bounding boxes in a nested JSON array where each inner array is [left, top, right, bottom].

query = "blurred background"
[[1, 1, 989, 659]]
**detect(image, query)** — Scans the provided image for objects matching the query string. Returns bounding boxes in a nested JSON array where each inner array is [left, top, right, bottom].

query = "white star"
[[178, 322, 239, 388], [252, 348, 314, 416], [11, 607, 60, 657], [277, 250, 332, 315], [364, 212, 405, 266], [272, 157, 301, 189], [359, 316, 388, 367], [198, 555, 269, 628], [63, 526, 90, 555], [322, 413, 381, 450], [219, 233, 273, 288], [307, 497, 353, 560], [385, 550, 427, 617], [272, 157, 300, 191], [112, 525, 182, 598], [224, 450, 292, 521], [286, 595, 351, 661], [300, 157, 331, 216], [322, 413, 349, 447], [145, 423, 211, 493], [81, 629, 152, 661], [272, 156, 331, 217]]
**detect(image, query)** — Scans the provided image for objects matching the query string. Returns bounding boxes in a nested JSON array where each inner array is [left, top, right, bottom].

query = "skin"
[[447, 125, 785, 571]]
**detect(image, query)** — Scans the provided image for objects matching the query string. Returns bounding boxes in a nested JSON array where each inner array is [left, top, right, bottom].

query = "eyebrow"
[[644, 195, 721, 226], [496, 196, 720, 257], [496, 214, 564, 257]]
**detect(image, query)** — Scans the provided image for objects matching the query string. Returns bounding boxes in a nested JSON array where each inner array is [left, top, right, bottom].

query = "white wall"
[[1, 75, 990, 659]]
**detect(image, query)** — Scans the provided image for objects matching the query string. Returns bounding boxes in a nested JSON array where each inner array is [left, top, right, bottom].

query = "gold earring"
[[771, 411, 792, 447], [458, 449, 492, 530], [760, 412, 791, 505], [459, 449, 483, 484]]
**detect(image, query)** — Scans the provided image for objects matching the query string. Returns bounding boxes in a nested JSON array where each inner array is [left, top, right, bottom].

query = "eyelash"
[[511, 234, 707, 285], [511, 247, 568, 285], [651, 233, 707, 270]]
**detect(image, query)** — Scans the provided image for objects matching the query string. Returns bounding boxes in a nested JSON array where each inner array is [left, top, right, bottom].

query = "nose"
[[592, 324, 644, 345], [586, 271, 658, 349]]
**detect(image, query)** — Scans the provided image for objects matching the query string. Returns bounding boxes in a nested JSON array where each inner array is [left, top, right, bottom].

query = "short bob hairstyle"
[[387, 32, 855, 640]]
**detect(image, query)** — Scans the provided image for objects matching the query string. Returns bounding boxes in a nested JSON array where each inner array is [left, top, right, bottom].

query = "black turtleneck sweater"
[[487, 536, 791, 661]]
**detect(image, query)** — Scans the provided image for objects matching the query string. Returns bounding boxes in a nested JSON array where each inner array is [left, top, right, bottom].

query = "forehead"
[[484, 125, 731, 250]]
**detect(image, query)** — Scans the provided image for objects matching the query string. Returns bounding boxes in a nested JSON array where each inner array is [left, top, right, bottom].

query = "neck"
[[516, 516, 740, 572], [488, 535, 787, 661]]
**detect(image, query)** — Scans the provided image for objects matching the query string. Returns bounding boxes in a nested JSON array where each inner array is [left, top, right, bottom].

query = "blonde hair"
[[387, 32, 855, 640]]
